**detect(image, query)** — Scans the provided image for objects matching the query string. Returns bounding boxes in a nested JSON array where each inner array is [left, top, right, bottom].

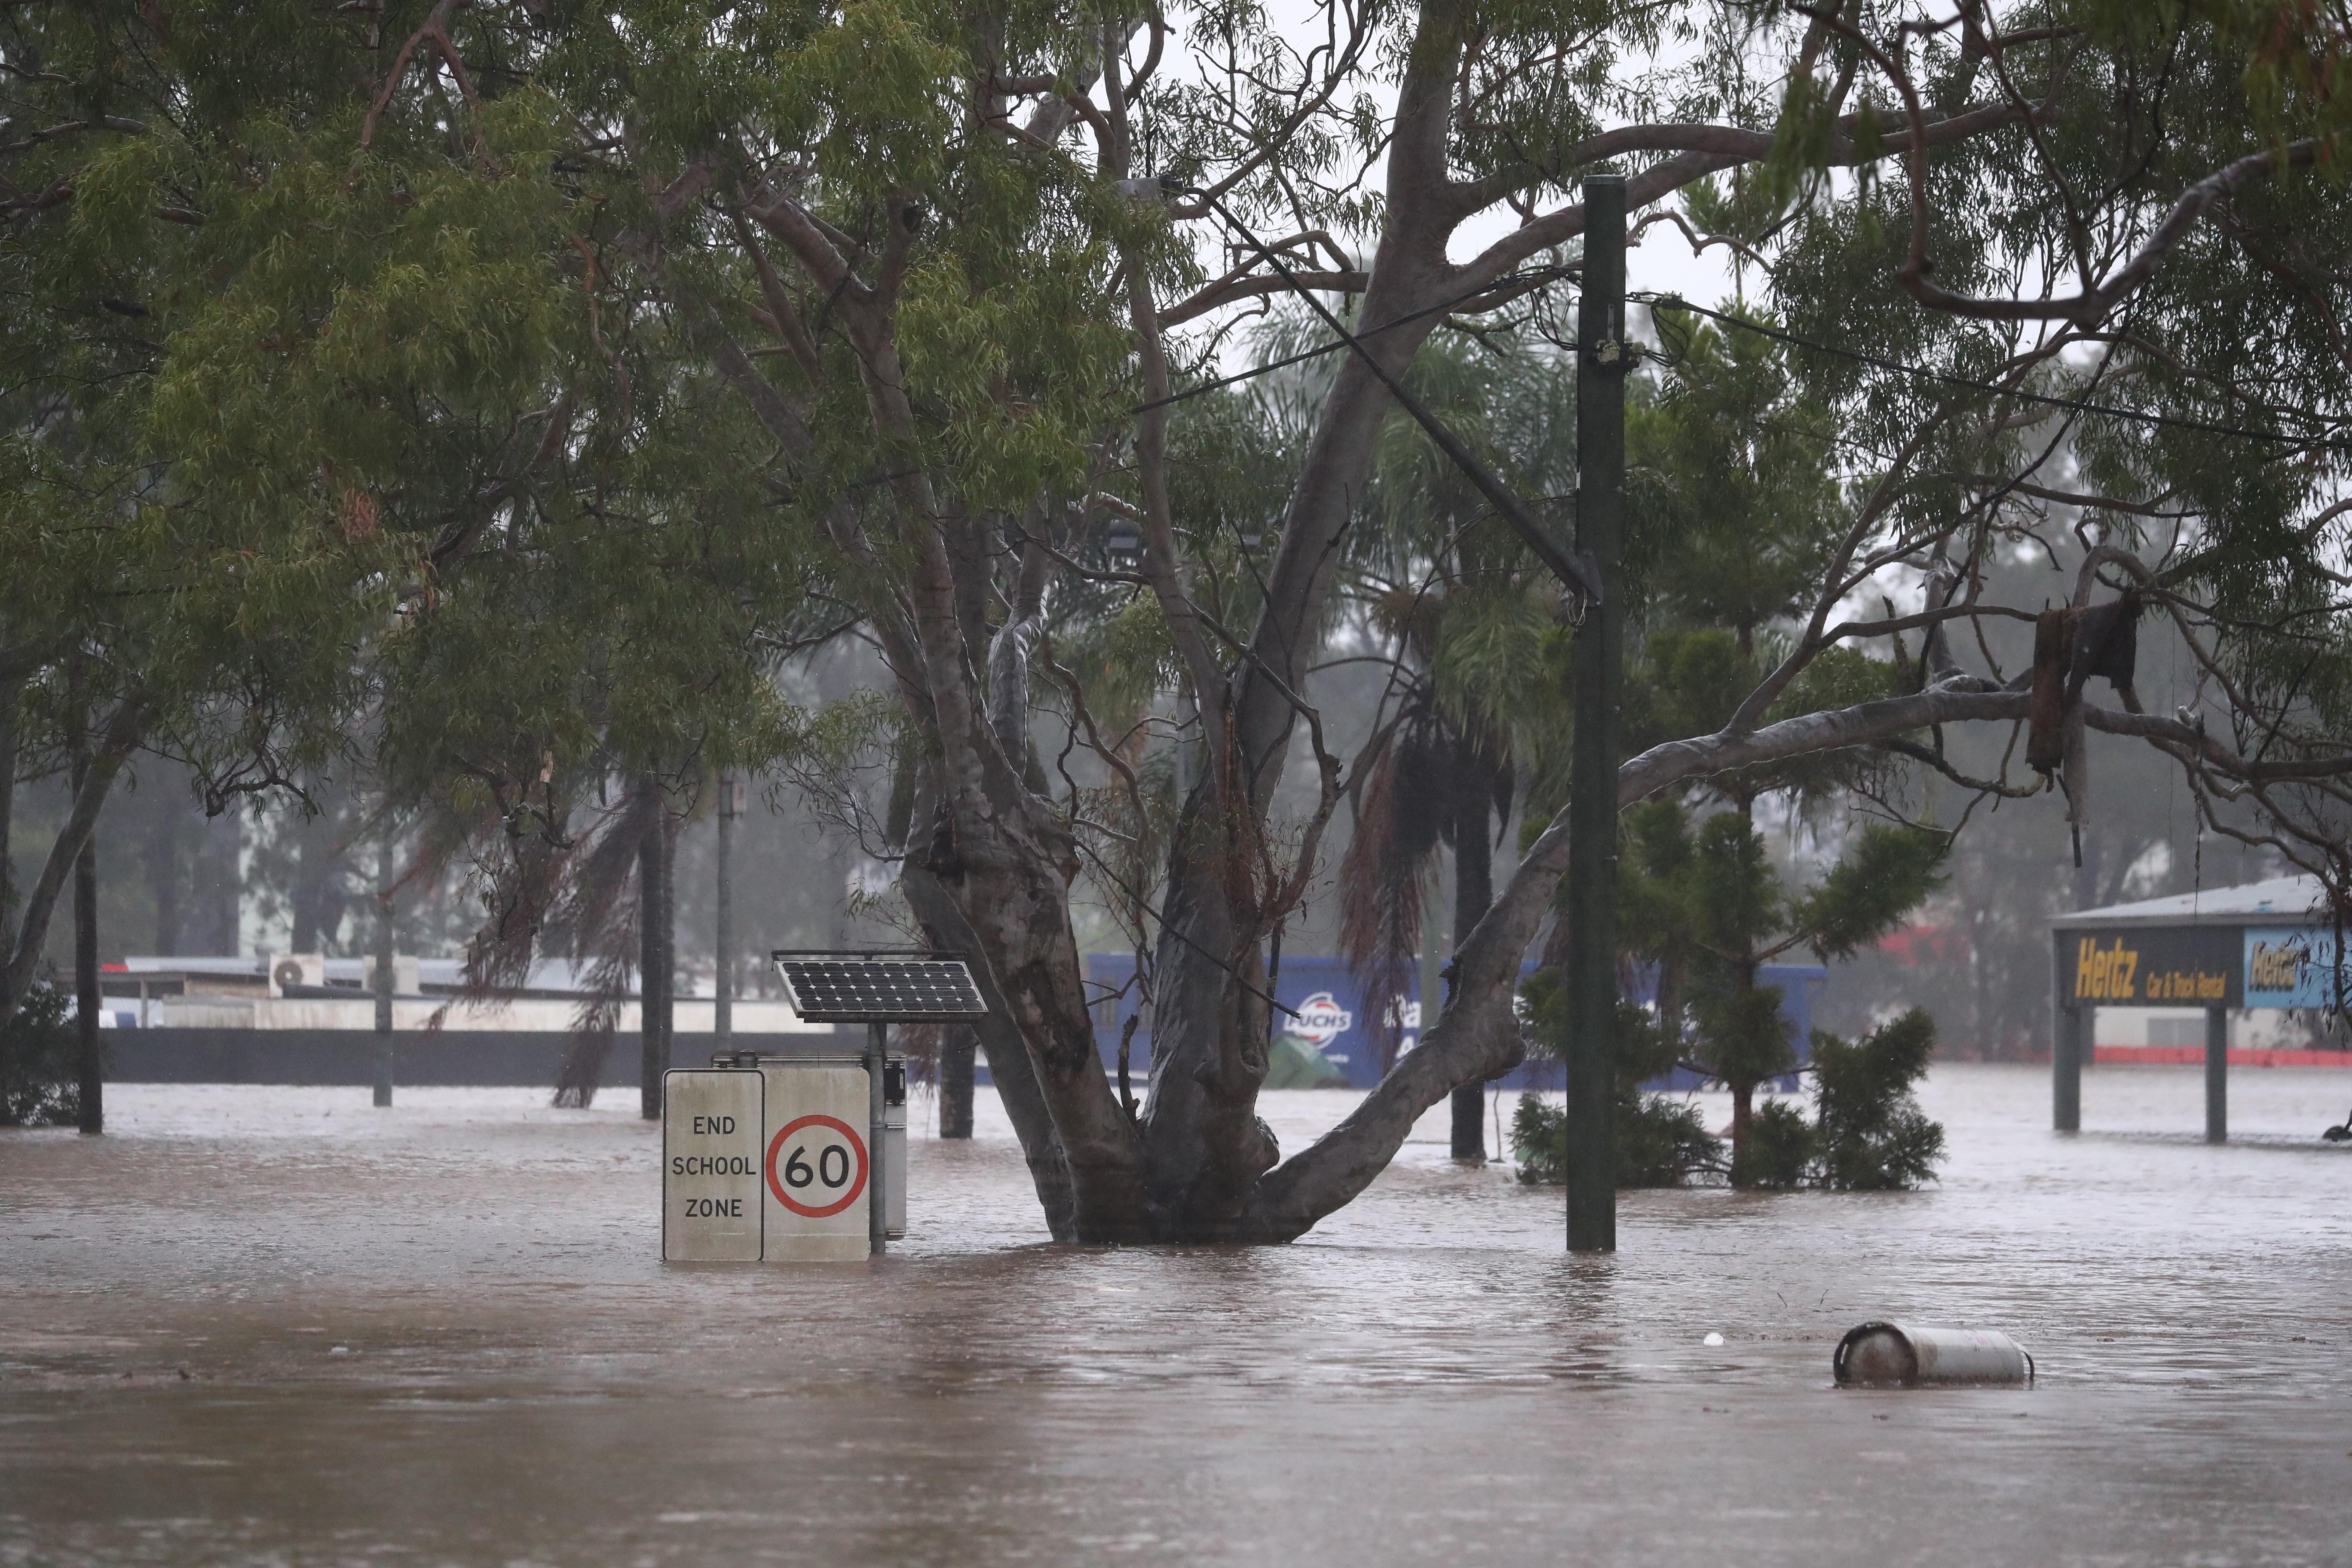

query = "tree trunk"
[[714, 775, 734, 1046], [1727, 1081, 1754, 1181], [639, 775, 673, 1122], [1725, 958, 1758, 1185], [1128, 4, 1482, 1235], [149, 793, 181, 957], [291, 805, 338, 954], [0, 693, 148, 1029], [75, 830, 100, 1134], [1448, 739, 1496, 1161], [71, 683, 101, 1136], [899, 855, 1078, 1234], [0, 688, 15, 955], [939, 1026, 977, 1139], [373, 836, 395, 1109], [210, 808, 241, 956]]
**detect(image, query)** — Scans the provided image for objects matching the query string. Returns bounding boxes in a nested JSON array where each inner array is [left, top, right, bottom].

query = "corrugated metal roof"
[[2050, 874, 2328, 929]]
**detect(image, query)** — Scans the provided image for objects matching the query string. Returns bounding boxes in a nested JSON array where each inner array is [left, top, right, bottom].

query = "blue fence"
[[1068, 953, 1827, 1093]]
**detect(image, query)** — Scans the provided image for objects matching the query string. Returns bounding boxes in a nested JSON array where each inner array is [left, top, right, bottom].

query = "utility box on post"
[[883, 1059, 907, 1239]]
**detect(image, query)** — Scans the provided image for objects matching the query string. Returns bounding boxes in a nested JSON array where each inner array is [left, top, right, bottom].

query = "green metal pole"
[[1566, 173, 1626, 1253], [2204, 1004, 2228, 1144], [2052, 937, 2080, 1133]]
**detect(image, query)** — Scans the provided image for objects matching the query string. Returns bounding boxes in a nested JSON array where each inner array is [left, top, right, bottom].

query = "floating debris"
[[1835, 1323, 2033, 1387]]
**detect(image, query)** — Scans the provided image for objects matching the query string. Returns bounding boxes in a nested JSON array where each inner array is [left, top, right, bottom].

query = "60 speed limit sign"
[[765, 1114, 869, 1218], [757, 1062, 872, 1260]]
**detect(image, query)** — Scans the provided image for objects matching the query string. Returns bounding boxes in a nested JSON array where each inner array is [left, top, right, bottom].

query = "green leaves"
[[1810, 1008, 1945, 1191], [1629, 309, 1844, 643], [1795, 823, 1949, 962]]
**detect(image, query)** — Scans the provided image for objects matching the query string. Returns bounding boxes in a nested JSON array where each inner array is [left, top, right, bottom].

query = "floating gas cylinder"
[[1834, 1322, 2034, 1387]]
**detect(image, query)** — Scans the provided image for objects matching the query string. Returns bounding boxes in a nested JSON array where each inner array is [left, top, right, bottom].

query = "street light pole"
[[1566, 173, 1628, 1253]]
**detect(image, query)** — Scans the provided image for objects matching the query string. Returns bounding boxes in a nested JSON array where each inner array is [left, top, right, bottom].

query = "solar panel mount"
[[772, 950, 989, 1023]]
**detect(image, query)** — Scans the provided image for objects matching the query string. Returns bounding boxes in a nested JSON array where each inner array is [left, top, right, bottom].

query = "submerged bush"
[[1811, 1008, 1945, 1190], [1736, 1099, 1813, 1189], [1508, 1008, 1946, 1192], [1511, 1087, 1724, 1188], [0, 982, 82, 1127]]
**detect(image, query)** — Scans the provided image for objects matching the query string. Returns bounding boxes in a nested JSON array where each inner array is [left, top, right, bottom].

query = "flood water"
[[3, 1063, 2349, 1566]]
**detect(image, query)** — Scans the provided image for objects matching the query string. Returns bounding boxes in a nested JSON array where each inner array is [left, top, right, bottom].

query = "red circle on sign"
[[765, 1115, 870, 1218]]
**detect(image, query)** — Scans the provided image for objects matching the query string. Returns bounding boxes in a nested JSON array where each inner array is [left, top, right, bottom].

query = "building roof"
[[2050, 874, 2329, 930]]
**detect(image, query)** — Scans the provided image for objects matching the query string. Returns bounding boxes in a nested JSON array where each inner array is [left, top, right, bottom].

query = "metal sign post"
[[770, 951, 990, 1258], [868, 1020, 888, 1255]]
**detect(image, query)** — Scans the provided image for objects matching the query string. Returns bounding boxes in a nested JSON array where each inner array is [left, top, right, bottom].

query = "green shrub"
[[1736, 1098, 1813, 1189], [1510, 1094, 1568, 1184], [1510, 1087, 1724, 1188], [0, 982, 82, 1127], [1811, 1008, 1945, 1190]]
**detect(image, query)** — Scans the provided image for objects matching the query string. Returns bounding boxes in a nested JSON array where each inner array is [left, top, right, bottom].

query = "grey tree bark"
[[638, 775, 674, 1122]]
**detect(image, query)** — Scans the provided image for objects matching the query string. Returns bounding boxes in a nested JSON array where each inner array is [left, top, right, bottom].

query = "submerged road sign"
[[662, 1069, 764, 1262], [760, 1063, 871, 1262]]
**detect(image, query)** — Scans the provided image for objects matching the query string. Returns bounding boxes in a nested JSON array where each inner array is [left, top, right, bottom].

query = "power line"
[[1193, 191, 1600, 606], [1135, 265, 1578, 414], [1637, 291, 2349, 450]]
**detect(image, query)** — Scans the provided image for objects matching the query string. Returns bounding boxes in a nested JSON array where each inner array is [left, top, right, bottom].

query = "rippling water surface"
[[3, 1064, 2348, 1565]]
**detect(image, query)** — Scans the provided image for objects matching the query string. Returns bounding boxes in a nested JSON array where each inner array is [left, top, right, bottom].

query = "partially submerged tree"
[[1510, 994, 1725, 1188], [1617, 795, 1947, 1182], [1739, 1008, 1945, 1190]]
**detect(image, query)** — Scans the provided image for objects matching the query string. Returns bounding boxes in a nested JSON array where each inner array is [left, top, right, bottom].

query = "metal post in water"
[[1566, 172, 1627, 1253], [373, 838, 395, 1109], [2205, 1004, 2228, 1144], [868, 1020, 888, 1256], [2052, 935, 2081, 1132], [2052, 1003, 2082, 1132]]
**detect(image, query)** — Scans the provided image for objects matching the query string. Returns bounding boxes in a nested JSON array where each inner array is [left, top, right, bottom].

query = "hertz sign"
[[2057, 926, 2240, 1008]]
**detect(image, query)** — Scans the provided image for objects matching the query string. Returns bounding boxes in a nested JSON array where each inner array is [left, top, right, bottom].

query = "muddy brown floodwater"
[[3, 1064, 2349, 1566]]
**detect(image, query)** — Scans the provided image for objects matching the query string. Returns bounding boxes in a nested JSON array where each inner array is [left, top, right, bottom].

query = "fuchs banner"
[[2056, 925, 2242, 1009], [1078, 954, 1829, 1092]]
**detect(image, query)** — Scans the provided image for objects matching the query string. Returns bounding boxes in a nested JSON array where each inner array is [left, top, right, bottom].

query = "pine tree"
[[1619, 796, 1948, 1185]]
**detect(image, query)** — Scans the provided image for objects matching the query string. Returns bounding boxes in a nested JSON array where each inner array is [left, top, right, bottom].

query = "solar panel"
[[771, 952, 989, 1022]]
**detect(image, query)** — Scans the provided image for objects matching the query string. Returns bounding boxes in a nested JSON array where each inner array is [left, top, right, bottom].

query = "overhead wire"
[[1135, 273, 2350, 457], [1636, 291, 2352, 451], [1133, 263, 1578, 414]]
